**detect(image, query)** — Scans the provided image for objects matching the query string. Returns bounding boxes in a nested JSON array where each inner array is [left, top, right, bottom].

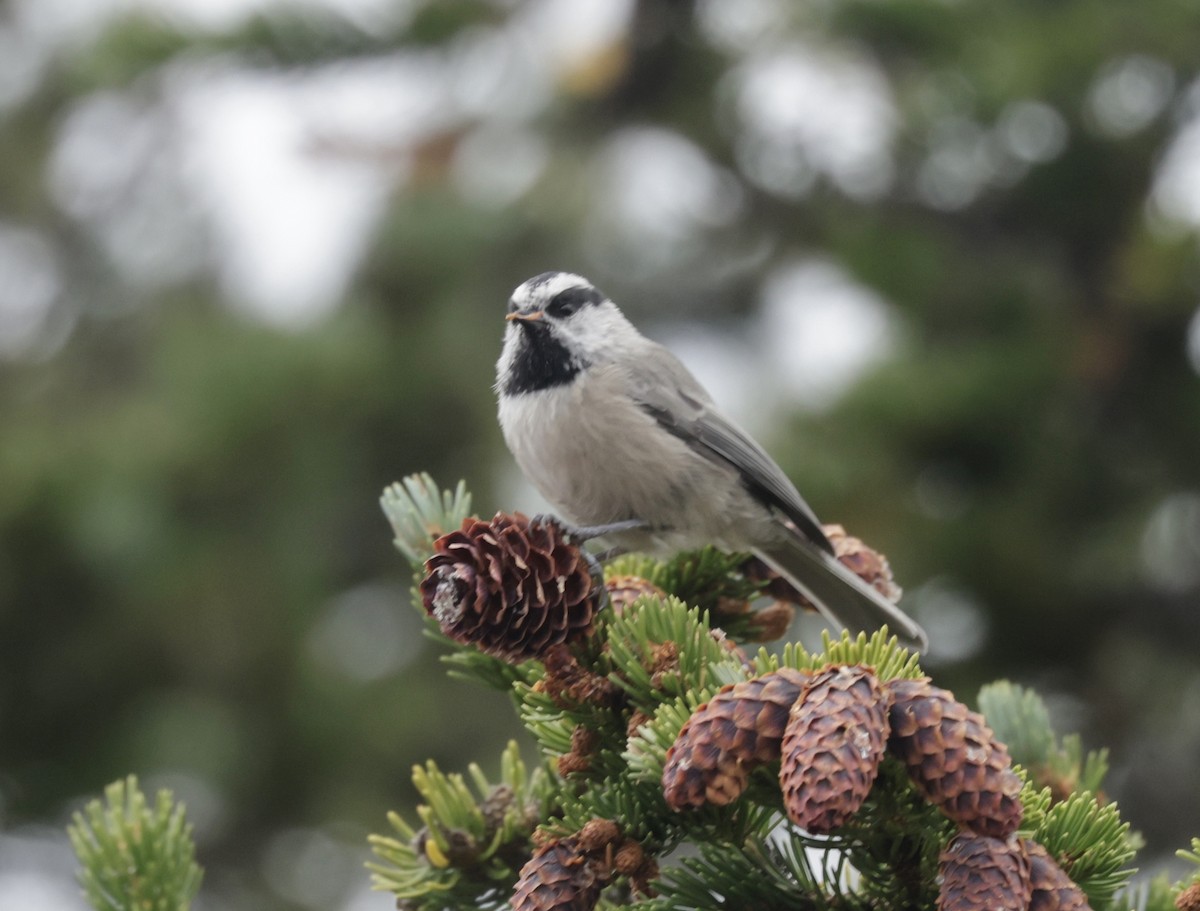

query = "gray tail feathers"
[[755, 539, 928, 652]]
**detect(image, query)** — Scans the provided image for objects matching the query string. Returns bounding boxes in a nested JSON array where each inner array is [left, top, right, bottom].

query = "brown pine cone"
[[938, 833, 1032, 911], [511, 838, 607, 911], [745, 524, 902, 608], [479, 784, 516, 836], [1178, 883, 1200, 911], [421, 513, 600, 663], [662, 668, 809, 809], [823, 524, 903, 603], [614, 840, 657, 896], [575, 818, 621, 855], [780, 664, 889, 833], [886, 678, 1023, 838], [613, 840, 645, 876], [604, 575, 667, 613], [1024, 840, 1094, 911], [557, 726, 600, 777], [743, 602, 797, 642], [540, 646, 621, 709]]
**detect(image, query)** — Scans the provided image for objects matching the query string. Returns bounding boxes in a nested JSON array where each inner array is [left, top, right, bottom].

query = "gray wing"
[[627, 345, 834, 555]]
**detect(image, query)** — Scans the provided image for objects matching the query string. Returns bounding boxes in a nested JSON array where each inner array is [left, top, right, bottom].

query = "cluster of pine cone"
[[417, 515, 1097, 911], [510, 819, 656, 911], [661, 663, 1093, 911]]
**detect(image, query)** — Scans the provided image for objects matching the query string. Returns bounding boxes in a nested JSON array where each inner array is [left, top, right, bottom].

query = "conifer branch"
[[373, 476, 1172, 911], [366, 741, 552, 909], [67, 775, 202, 911], [381, 473, 473, 567], [65, 477, 1200, 911], [980, 680, 1110, 797]]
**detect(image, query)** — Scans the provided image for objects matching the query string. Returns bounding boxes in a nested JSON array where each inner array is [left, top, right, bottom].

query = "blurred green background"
[[2, 0, 1200, 908]]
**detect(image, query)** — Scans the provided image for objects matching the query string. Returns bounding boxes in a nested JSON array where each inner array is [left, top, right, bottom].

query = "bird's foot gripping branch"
[[68, 473, 1200, 911]]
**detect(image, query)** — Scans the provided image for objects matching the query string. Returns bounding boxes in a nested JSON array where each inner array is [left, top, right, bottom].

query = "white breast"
[[498, 365, 768, 551]]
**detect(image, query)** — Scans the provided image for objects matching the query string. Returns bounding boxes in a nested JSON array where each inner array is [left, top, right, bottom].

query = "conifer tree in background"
[[69, 475, 1200, 911]]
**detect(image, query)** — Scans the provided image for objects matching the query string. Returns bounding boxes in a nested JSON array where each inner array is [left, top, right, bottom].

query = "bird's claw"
[[528, 514, 648, 545], [529, 513, 566, 536], [581, 549, 606, 594]]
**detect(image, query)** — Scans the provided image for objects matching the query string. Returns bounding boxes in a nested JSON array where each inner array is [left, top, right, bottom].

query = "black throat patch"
[[502, 321, 584, 395]]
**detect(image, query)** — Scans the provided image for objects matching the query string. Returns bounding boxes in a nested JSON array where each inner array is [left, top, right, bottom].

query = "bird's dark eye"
[[546, 286, 601, 319]]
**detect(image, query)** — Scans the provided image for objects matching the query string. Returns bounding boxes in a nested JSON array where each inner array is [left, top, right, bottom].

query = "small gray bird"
[[495, 271, 928, 650]]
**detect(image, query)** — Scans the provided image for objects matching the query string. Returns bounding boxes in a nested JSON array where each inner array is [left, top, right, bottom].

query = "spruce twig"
[[1180, 837, 1200, 876], [753, 627, 925, 681], [1020, 785, 1137, 907], [67, 775, 202, 911], [367, 741, 551, 907], [980, 680, 1109, 798], [381, 473, 473, 567]]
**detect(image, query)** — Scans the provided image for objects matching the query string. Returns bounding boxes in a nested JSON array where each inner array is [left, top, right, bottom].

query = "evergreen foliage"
[[65, 478, 1200, 910], [367, 741, 553, 909], [980, 680, 1110, 797], [361, 478, 1188, 911], [382, 473, 474, 566], [605, 549, 765, 613], [1020, 786, 1136, 908], [67, 776, 202, 911], [754, 627, 927, 681], [1181, 837, 1200, 878]]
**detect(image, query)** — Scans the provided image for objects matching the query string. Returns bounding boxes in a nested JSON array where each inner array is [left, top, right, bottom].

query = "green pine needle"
[[1178, 837, 1200, 881], [67, 775, 203, 911], [516, 697, 578, 757], [980, 681, 1110, 800], [381, 473, 473, 567], [604, 547, 783, 641], [605, 548, 763, 612], [1075, 738, 1111, 795], [644, 829, 854, 911], [977, 680, 1056, 763], [838, 757, 951, 907], [515, 676, 626, 768], [1021, 788, 1136, 908], [624, 695, 716, 785], [604, 595, 748, 713], [368, 742, 551, 909], [550, 777, 669, 846], [753, 627, 924, 682], [439, 638, 543, 691]]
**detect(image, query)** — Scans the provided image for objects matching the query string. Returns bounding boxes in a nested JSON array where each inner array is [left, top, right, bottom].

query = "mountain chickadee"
[[495, 271, 928, 650]]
